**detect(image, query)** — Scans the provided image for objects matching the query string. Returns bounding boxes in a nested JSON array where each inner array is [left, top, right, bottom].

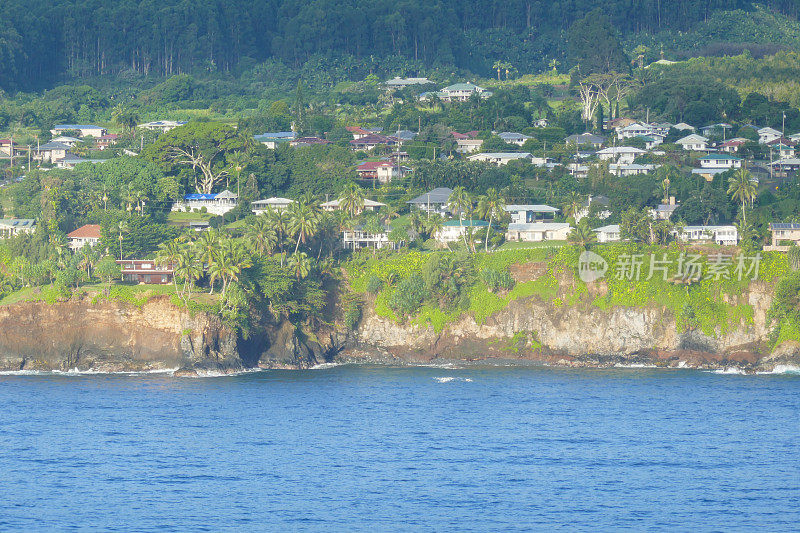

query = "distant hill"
[[1, 0, 799, 90]]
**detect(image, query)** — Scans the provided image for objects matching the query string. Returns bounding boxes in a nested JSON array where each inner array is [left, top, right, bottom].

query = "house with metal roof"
[[67, 224, 102, 250], [596, 146, 646, 164], [675, 134, 709, 151], [408, 187, 453, 215], [699, 153, 742, 169], [428, 82, 491, 102], [138, 120, 187, 133], [506, 222, 572, 243], [675, 225, 738, 246], [565, 133, 605, 148], [171, 190, 238, 216], [766, 222, 800, 251], [254, 132, 296, 149], [0, 219, 36, 239], [50, 125, 107, 137], [435, 219, 492, 244], [593, 224, 621, 243], [503, 204, 559, 224], [251, 197, 295, 214], [497, 132, 531, 146], [320, 198, 386, 212], [35, 141, 71, 163], [467, 152, 533, 166]]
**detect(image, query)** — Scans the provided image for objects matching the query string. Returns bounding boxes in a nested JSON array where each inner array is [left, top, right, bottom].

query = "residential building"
[[50, 136, 80, 148], [95, 134, 119, 150], [437, 83, 491, 102], [596, 146, 646, 164], [505, 222, 572, 242], [455, 138, 484, 153], [766, 223, 800, 251], [467, 152, 532, 166], [0, 219, 36, 238], [349, 133, 399, 150], [700, 123, 733, 138], [673, 122, 696, 133], [638, 135, 665, 150], [407, 187, 453, 216], [385, 77, 431, 88], [676, 225, 738, 246], [675, 134, 709, 151], [436, 220, 491, 243], [503, 205, 559, 224], [699, 153, 742, 169], [254, 132, 295, 149], [566, 163, 589, 179], [320, 198, 386, 212], [356, 161, 408, 184], [719, 139, 747, 153], [575, 195, 611, 222], [67, 224, 102, 250], [774, 143, 796, 159], [593, 224, 621, 243], [616, 122, 656, 139], [35, 141, 70, 163], [497, 132, 531, 146], [345, 126, 371, 140], [117, 259, 174, 284], [171, 190, 238, 216], [565, 133, 605, 148], [649, 200, 678, 220], [759, 127, 783, 145], [343, 226, 396, 250], [291, 136, 332, 147], [609, 163, 656, 177], [251, 197, 294, 214], [55, 155, 106, 169], [51, 125, 107, 137], [138, 121, 187, 133], [394, 130, 417, 142]]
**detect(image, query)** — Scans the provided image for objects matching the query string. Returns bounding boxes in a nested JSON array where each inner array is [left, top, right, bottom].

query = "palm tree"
[[492, 60, 504, 81], [156, 239, 183, 294], [245, 215, 278, 256], [448, 186, 472, 250], [112, 105, 139, 134], [117, 221, 129, 260], [266, 206, 291, 265], [287, 251, 312, 279], [288, 201, 320, 255], [425, 214, 446, 248], [477, 188, 505, 252], [727, 168, 757, 225], [173, 245, 203, 302], [227, 151, 249, 197], [567, 220, 597, 249], [338, 183, 365, 218], [563, 191, 584, 222]]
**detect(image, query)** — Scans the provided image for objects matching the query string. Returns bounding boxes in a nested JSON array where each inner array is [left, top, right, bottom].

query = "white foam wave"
[[433, 376, 473, 383], [1, 368, 180, 376], [613, 363, 658, 369], [757, 364, 800, 375], [310, 362, 340, 370], [709, 367, 748, 375]]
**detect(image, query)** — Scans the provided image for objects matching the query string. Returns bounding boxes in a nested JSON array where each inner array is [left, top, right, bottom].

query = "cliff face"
[[344, 281, 799, 371], [0, 296, 241, 373]]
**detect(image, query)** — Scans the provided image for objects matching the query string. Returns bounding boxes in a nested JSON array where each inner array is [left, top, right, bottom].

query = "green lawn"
[[497, 240, 567, 250], [167, 211, 213, 225]]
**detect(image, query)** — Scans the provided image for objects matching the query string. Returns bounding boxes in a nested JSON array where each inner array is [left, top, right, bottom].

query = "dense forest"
[[3, 0, 800, 90]]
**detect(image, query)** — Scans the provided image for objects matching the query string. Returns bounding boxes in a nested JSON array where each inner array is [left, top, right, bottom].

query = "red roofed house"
[[290, 136, 332, 147], [349, 133, 399, 151], [96, 134, 120, 150], [356, 161, 409, 184], [67, 224, 102, 251], [346, 126, 371, 140], [719, 138, 747, 153]]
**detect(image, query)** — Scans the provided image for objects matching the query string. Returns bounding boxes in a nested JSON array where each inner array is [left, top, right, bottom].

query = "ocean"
[[1, 365, 799, 531]]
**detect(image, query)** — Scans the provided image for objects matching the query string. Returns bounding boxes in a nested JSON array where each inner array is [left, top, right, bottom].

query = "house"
[[394, 130, 417, 142], [385, 77, 431, 88], [533, 118, 549, 128], [765, 223, 800, 251], [673, 122, 696, 133], [254, 132, 295, 149], [0, 139, 12, 156], [637, 135, 665, 150], [349, 133, 399, 150], [719, 139, 748, 153], [504, 204, 559, 224], [770, 157, 800, 178], [692, 168, 730, 182], [675, 134, 709, 151], [252, 197, 294, 215], [407, 187, 453, 216], [55, 155, 106, 169], [593, 224, 621, 243], [67, 224, 102, 250], [455, 139, 484, 154], [617, 122, 657, 139], [51, 125, 107, 137], [699, 124, 733, 138], [356, 161, 407, 184], [565, 133, 605, 148], [759, 127, 783, 145], [566, 163, 590, 179], [320, 198, 386, 212], [774, 143, 796, 159], [505, 222, 572, 242], [95, 134, 119, 150], [606, 118, 637, 130], [138, 121, 187, 133], [649, 201, 678, 220], [497, 132, 531, 146], [676, 225, 738, 246], [291, 136, 332, 147], [171, 190, 238, 216], [467, 152, 532, 166], [609, 163, 656, 177], [117, 259, 173, 284], [436, 220, 491, 244], [0, 219, 36, 238], [50, 136, 80, 148], [345, 126, 371, 140], [576, 195, 611, 222], [451, 131, 479, 140], [343, 226, 396, 250], [699, 153, 742, 169], [437, 83, 491, 102], [35, 141, 70, 163], [596, 146, 646, 164]]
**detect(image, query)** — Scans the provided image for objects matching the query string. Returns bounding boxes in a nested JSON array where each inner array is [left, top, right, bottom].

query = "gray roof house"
[[565, 133, 606, 147], [408, 187, 453, 215]]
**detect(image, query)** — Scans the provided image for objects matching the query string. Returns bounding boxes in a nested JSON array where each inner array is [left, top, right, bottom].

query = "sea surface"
[[1, 365, 799, 532]]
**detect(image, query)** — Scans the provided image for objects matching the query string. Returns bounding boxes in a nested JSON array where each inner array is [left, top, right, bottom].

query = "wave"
[[758, 364, 800, 376], [433, 376, 473, 383], [309, 362, 340, 370], [613, 363, 658, 369], [0, 368, 179, 376], [709, 367, 748, 375]]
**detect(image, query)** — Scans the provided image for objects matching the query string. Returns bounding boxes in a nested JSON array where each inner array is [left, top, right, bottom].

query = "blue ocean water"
[[1, 365, 799, 532]]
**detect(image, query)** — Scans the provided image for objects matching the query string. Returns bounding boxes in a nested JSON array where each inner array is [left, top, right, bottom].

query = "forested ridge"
[[2, 0, 800, 90]]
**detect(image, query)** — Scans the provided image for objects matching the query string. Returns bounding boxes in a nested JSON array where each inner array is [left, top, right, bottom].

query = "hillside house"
[[385, 77, 431, 88], [759, 127, 783, 144], [505, 222, 571, 242], [407, 187, 453, 216], [343, 226, 396, 250], [51, 125, 107, 138], [95, 134, 119, 150], [766, 223, 800, 251], [504, 204, 559, 224], [254, 132, 295, 149], [35, 141, 70, 163], [0, 219, 36, 238], [356, 161, 407, 184], [596, 147, 646, 164], [67, 224, 102, 250], [346, 126, 371, 140], [675, 134, 709, 151], [593, 224, 621, 243], [50, 136, 80, 148], [171, 190, 238, 216], [320, 198, 386, 212], [251, 197, 294, 214], [497, 132, 531, 146], [117, 259, 174, 284], [467, 152, 532, 165], [455, 138, 484, 153], [349, 133, 399, 150], [676, 225, 738, 246], [565, 133, 605, 148], [699, 154, 742, 169], [139, 121, 187, 133], [436, 220, 491, 244], [437, 83, 491, 102], [719, 139, 747, 153]]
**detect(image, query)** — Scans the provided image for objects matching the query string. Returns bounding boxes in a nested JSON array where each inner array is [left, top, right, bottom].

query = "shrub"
[[480, 268, 515, 291], [366, 275, 383, 294], [389, 276, 426, 317]]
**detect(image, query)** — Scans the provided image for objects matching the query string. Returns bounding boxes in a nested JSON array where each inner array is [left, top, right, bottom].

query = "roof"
[[443, 219, 490, 228], [770, 223, 800, 230], [673, 123, 696, 131], [508, 222, 571, 231], [596, 147, 646, 154], [0, 219, 35, 229], [408, 187, 453, 205], [676, 134, 709, 144], [497, 132, 531, 141], [67, 224, 101, 239], [321, 198, 386, 208], [593, 224, 620, 233], [357, 161, 394, 171], [349, 133, 398, 145], [469, 152, 532, 160], [254, 132, 295, 141], [346, 126, 370, 134], [565, 133, 605, 144], [252, 197, 294, 206], [451, 131, 478, 140], [700, 154, 741, 161], [655, 204, 679, 213], [53, 125, 103, 129], [51, 136, 80, 143], [681, 225, 737, 231], [184, 190, 238, 201], [293, 136, 332, 145], [38, 142, 70, 151], [442, 82, 483, 92], [394, 130, 416, 140], [504, 204, 559, 213]]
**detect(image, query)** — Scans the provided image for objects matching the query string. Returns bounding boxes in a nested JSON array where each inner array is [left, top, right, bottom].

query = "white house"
[[343, 227, 396, 250], [497, 132, 531, 146], [385, 77, 431, 88], [435, 220, 491, 244], [138, 120, 187, 133], [467, 152, 532, 166], [67, 224, 102, 251], [51, 136, 80, 148], [774, 143, 796, 159], [673, 123, 696, 133], [0, 219, 36, 239], [321, 198, 386, 212], [35, 141, 70, 163], [252, 197, 294, 215], [50, 125, 107, 138], [565, 133, 605, 148], [254, 132, 296, 149], [455, 138, 484, 154], [609, 163, 657, 177], [171, 190, 238, 216], [617, 122, 656, 139], [699, 153, 742, 169], [437, 83, 491, 102], [504, 204, 559, 224], [766, 222, 800, 251], [675, 134, 709, 151], [758, 127, 783, 145], [676, 225, 738, 246], [593, 224, 621, 243], [596, 146, 646, 164], [505, 222, 572, 242]]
